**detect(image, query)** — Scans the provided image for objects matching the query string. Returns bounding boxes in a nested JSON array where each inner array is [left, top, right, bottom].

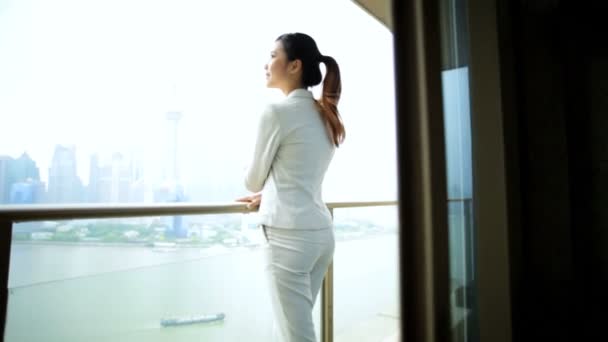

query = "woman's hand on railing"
[[235, 192, 262, 209]]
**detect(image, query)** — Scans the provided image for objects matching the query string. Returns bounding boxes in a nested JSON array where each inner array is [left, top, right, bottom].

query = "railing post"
[[0, 220, 13, 339], [321, 207, 334, 342]]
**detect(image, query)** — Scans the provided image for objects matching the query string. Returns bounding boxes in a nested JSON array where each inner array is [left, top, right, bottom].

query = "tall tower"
[[165, 110, 182, 182], [154, 86, 187, 238]]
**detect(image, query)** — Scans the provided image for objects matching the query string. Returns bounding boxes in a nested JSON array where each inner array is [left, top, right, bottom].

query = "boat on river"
[[160, 313, 225, 327]]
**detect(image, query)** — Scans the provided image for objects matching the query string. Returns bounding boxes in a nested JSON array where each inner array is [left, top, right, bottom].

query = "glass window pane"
[[439, 0, 479, 341]]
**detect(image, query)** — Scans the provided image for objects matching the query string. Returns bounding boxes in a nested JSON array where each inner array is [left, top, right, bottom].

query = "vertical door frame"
[[393, 0, 452, 341], [393, 0, 513, 341], [467, 0, 513, 341]]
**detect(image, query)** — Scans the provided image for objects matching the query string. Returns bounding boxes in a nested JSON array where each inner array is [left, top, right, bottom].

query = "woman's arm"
[[244, 105, 282, 192]]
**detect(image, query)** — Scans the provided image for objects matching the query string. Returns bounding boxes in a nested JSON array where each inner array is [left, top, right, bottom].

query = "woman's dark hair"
[[276, 33, 345, 147]]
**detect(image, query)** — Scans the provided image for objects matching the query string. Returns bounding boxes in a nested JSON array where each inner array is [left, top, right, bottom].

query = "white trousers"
[[263, 226, 335, 342]]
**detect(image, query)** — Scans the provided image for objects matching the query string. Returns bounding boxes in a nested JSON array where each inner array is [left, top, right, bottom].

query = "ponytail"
[[318, 55, 345, 147], [275, 33, 345, 146]]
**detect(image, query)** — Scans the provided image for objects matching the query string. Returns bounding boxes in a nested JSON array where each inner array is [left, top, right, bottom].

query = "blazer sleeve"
[[244, 105, 282, 192]]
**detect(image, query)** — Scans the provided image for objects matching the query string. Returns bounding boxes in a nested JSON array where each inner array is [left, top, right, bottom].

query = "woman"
[[237, 32, 344, 342]]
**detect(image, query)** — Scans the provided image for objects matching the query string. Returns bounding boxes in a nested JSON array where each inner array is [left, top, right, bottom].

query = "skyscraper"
[[0, 153, 45, 204], [87, 152, 145, 203], [129, 152, 145, 203], [154, 96, 187, 238], [0, 156, 12, 203], [10, 153, 44, 204], [9, 180, 45, 204], [13, 152, 40, 181], [165, 110, 183, 181], [48, 145, 84, 203], [87, 153, 100, 202]]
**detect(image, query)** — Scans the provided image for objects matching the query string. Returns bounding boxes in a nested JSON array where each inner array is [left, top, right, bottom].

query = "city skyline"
[[0, 0, 398, 203], [0, 142, 247, 204]]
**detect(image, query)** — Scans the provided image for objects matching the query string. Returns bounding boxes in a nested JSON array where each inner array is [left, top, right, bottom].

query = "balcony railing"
[[0, 200, 398, 342]]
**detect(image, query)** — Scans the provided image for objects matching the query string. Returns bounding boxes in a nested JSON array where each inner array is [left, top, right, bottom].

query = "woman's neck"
[[280, 83, 305, 96]]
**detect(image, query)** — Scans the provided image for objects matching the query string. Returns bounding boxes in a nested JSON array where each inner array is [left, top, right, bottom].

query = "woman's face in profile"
[[265, 41, 290, 89]]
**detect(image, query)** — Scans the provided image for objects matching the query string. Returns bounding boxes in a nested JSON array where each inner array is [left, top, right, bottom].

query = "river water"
[[6, 234, 399, 342]]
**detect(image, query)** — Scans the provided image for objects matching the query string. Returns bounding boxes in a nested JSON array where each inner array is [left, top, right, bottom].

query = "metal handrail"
[[0, 200, 398, 222], [0, 200, 398, 342]]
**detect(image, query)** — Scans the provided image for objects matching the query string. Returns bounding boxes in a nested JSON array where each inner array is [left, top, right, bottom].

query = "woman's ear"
[[288, 59, 302, 75]]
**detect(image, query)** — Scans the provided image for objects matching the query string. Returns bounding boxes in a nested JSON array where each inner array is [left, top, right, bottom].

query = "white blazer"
[[245, 89, 335, 229]]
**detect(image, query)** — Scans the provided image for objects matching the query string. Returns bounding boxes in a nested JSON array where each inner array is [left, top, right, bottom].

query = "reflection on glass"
[[442, 67, 478, 342], [440, 0, 479, 340]]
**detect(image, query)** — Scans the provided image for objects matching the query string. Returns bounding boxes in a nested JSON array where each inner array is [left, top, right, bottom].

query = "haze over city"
[[0, 0, 397, 204]]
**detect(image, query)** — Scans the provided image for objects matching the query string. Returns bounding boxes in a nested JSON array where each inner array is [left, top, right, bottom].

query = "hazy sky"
[[0, 0, 397, 201]]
